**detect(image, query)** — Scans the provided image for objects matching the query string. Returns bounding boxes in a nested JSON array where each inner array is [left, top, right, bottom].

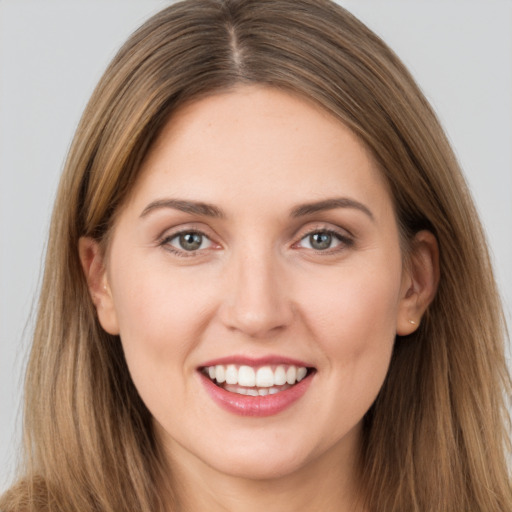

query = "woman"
[[1, 0, 510, 510]]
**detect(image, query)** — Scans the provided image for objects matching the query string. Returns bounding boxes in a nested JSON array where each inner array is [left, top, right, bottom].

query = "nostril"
[[220, 303, 294, 339]]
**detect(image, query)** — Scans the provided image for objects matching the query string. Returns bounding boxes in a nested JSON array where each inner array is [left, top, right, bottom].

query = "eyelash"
[[159, 226, 354, 258]]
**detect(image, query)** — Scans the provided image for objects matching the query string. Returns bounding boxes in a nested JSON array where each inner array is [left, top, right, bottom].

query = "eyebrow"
[[290, 197, 374, 221], [139, 196, 374, 221], [140, 199, 225, 218]]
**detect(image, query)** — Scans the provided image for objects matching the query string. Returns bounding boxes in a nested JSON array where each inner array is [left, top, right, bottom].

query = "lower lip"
[[199, 372, 313, 417]]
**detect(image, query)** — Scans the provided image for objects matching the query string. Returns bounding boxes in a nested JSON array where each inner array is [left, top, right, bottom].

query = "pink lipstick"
[[198, 356, 315, 416]]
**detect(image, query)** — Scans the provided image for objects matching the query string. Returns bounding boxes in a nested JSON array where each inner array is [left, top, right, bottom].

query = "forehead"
[[122, 85, 393, 221]]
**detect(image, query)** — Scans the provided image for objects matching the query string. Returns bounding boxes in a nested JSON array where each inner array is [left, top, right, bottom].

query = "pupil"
[[310, 232, 331, 250], [180, 233, 202, 251]]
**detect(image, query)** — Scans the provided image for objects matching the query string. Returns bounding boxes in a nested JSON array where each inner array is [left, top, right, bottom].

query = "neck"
[[161, 427, 366, 512]]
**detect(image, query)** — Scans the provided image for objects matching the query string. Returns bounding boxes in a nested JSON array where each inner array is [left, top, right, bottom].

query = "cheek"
[[107, 260, 223, 429], [299, 255, 402, 371], [297, 260, 402, 431], [108, 254, 217, 373]]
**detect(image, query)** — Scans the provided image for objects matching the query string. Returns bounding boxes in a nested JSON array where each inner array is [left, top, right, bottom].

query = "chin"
[[208, 450, 311, 481]]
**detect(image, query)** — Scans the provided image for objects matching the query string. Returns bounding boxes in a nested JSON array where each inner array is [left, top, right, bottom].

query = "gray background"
[[1, 0, 511, 491]]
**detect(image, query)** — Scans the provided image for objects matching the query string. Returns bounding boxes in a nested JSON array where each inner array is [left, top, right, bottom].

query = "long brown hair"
[[2, 1, 510, 510]]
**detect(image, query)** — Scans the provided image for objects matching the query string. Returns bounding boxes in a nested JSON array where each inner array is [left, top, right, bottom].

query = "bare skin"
[[80, 85, 438, 512], [164, 424, 363, 512]]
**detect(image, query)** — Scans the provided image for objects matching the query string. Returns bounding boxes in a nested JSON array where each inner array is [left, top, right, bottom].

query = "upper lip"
[[199, 355, 314, 369]]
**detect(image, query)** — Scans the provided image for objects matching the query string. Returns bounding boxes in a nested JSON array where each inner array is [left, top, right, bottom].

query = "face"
[[84, 86, 422, 482]]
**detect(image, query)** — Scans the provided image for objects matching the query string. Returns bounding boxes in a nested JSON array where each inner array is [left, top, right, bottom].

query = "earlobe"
[[396, 230, 439, 336], [78, 237, 120, 335]]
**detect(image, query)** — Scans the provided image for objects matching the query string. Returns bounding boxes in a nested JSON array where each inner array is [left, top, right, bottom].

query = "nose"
[[218, 249, 294, 339]]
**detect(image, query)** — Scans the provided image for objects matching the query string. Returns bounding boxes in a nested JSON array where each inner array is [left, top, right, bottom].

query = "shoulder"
[[0, 478, 51, 512]]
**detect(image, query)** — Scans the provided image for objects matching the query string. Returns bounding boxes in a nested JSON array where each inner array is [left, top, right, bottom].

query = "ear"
[[396, 230, 439, 336], [78, 237, 120, 335]]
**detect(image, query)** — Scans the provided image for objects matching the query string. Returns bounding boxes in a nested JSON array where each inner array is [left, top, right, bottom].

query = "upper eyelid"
[[299, 226, 349, 236], [157, 223, 217, 242], [294, 222, 354, 240], [162, 228, 210, 239]]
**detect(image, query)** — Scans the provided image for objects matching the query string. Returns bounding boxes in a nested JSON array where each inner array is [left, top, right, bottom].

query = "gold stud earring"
[[408, 319, 418, 326]]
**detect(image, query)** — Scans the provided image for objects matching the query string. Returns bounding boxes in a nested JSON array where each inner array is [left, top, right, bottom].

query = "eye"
[[297, 229, 351, 251], [164, 231, 213, 252]]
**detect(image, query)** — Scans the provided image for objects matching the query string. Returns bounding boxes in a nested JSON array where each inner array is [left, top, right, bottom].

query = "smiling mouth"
[[200, 364, 315, 396]]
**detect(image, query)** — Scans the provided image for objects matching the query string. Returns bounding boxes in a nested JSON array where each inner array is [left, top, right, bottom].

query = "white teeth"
[[225, 364, 238, 385], [238, 366, 256, 387], [204, 363, 310, 390], [297, 367, 307, 382], [215, 365, 225, 383], [286, 366, 297, 385], [256, 366, 274, 387], [223, 384, 292, 396], [274, 365, 287, 385]]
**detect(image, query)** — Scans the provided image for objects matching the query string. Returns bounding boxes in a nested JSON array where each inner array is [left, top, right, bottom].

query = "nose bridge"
[[220, 242, 292, 338]]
